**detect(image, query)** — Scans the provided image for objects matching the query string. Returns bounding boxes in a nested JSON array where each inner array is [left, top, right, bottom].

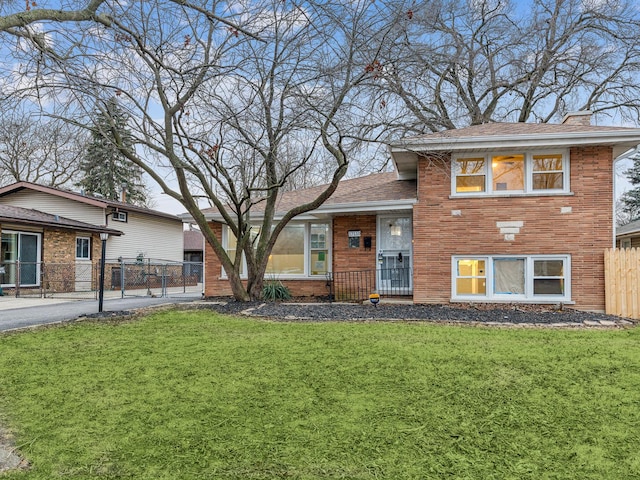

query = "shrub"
[[262, 278, 291, 301]]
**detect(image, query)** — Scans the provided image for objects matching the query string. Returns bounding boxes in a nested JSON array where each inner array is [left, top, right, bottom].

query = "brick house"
[[0, 204, 121, 291], [198, 112, 640, 312]]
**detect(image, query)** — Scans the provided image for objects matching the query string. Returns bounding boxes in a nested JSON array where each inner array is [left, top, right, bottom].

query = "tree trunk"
[[226, 269, 251, 302]]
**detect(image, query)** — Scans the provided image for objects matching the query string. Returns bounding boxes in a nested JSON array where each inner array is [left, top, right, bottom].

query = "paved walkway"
[[0, 293, 202, 332]]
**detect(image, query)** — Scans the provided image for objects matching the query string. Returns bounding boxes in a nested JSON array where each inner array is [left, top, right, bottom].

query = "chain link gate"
[[107, 258, 203, 298]]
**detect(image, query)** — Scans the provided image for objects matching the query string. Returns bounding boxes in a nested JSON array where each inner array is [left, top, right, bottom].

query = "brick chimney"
[[561, 111, 592, 126]]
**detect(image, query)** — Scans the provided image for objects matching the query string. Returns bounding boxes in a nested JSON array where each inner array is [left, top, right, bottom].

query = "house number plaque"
[[348, 230, 361, 248]]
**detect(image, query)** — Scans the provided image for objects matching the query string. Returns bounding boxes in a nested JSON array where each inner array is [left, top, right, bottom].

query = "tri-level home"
[[199, 112, 640, 312]]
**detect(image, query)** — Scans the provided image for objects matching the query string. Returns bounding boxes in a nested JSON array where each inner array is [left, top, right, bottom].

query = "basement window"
[[452, 255, 570, 302]]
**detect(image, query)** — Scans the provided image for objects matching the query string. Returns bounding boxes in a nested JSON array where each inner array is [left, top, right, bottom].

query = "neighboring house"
[[0, 182, 184, 263], [616, 220, 640, 249], [0, 204, 122, 290], [183, 227, 204, 282], [192, 111, 640, 312]]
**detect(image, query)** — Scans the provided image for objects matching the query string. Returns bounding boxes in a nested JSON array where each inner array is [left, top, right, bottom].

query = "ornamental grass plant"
[[0, 311, 639, 479]]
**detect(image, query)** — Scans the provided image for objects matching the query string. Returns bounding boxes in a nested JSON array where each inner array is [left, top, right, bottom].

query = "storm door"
[[377, 216, 412, 294]]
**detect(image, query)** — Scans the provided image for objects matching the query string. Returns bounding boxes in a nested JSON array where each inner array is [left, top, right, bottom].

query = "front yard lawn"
[[1, 311, 640, 479]]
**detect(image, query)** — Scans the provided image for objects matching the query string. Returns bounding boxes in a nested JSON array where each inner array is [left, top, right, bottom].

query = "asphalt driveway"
[[0, 293, 202, 332]]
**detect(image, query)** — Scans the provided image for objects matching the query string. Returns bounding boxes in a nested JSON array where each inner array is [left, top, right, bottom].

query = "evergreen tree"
[[621, 154, 640, 222], [77, 98, 148, 206]]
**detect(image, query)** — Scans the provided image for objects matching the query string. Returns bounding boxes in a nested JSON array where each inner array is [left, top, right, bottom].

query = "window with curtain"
[[453, 255, 569, 301]]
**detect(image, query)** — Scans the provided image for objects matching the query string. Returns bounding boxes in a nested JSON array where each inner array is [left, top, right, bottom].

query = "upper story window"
[[112, 211, 128, 222], [452, 151, 568, 196]]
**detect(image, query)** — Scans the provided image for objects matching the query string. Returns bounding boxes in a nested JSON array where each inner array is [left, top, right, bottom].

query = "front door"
[[377, 216, 412, 294]]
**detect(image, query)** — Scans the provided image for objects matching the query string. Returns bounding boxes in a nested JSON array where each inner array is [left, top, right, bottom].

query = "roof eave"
[[0, 182, 109, 208], [0, 217, 123, 235], [391, 130, 640, 152], [390, 131, 640, 178], [191, 199, 417, 224], [0, 182, 181, 221]]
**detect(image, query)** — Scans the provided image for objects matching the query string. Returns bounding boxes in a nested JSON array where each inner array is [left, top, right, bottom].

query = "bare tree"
[[368, 0, 640, 136], [0, 0, 404, 300], [0, 107, 84, 187]]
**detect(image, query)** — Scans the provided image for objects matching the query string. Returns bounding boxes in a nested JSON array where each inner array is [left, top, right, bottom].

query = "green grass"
[[1, 312, 640, 479]]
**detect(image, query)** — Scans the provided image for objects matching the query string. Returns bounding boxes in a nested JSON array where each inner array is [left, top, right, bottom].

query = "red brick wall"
[[203, 222, 230, 296], [332, 215, 377, 272], [413, 146, 614, 311]]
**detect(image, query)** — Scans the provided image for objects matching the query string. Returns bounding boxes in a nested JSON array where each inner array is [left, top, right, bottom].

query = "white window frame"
[[1, 230, 42, 287], [451, 255, 571, 303], [621, 238, 632, 249], [112, 211, 128, 222], [75, 236, 91, 260], [451, 150, 570, 196], [222, 222, 332, 279]]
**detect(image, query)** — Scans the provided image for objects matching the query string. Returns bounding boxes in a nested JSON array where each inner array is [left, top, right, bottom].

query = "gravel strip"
[[195, 301, 635, 327]]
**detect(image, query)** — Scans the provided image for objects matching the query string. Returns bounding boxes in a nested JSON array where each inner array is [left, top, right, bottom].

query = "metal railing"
[[327, 267, 413, 302]]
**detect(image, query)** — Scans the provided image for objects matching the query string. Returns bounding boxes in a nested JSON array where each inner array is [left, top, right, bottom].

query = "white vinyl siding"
[[106, 211, 183, 261], [0, 190, 106, 225]]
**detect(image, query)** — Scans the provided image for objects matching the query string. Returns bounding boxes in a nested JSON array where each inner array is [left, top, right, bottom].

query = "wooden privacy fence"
[[604, 247, 640, 319]]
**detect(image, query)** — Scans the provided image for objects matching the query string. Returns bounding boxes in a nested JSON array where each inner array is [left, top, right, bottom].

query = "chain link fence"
[[0, 259, 203, 299], [107, 258, 202, 298]]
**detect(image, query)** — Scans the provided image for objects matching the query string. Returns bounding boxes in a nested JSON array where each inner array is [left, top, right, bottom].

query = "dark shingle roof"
[[201, 172, 417, 218], [412, 122, 638, 139], [617, 219, 640, 236]]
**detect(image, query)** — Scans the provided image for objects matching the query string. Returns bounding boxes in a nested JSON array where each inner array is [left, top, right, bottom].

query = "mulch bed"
[[192, 298, 635, 327]]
